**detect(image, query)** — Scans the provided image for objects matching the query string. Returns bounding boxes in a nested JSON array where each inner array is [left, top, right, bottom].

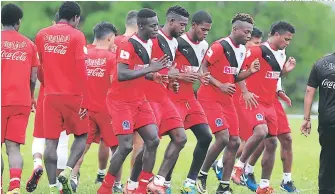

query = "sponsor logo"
[[223, 66, 238, 75], [44, 44, 68, 55], [44, 34, 70, 43], [1, 41, 27, 50], [120, 50, 130, 59], [215, 118, 223, 127], [265, 71, 281, 79], [87, 68, 106, 77], [122, 120, 131, 130], [86, 58, 107, 67], [1, 50, 27, 61], [321, 79, 335, 89], [256, 113, 264, 121]]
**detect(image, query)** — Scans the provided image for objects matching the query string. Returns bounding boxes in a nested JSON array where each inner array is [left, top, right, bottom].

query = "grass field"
[[1, 115, 320, 194]]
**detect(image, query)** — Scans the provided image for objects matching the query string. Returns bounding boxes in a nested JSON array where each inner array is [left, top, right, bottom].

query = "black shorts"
[[318, 125, 335, 192]]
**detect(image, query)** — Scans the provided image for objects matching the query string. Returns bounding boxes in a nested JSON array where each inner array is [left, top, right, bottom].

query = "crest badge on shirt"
[[256, 113, 264, 121], [122, 120, 131, 130], [215, 118, 224, 127]]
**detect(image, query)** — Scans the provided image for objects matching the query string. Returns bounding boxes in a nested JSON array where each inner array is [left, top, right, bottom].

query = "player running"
[[35, 2, 89, 194], [1, 3, 40, 194], [97, 8, 169, 194], [165, 10, 213, 194], [124, 5, 190, 194], [196, 13, 258, 194], [26, 12, 70, 193], [231, 21, 296, 194]]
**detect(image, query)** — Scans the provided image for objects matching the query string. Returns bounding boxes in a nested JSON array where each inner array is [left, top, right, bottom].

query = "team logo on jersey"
[[240, 52, 244, 60], [265, 71, 281, 79], [206, 48, 213, 57], [256, 113, 264, 121], [122, 120, 131, 130], [215, 118, 223, 127], [224, 66, 238, 75], [120, 50, 130, 60], [201, 49, 206, 58]]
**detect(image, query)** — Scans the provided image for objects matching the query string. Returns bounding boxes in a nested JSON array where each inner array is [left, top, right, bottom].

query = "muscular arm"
[[303, 86, 316, 119], [118, 63, 154, 81], [30, 67, 38, 98], [235, 69, 253, 82], [237, 80, 248, 93]]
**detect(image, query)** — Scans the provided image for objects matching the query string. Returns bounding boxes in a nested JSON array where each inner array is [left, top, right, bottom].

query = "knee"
[[145, 136, 160, 149], [265, 137, 278, 151], [280, 134, 292, 150], [120, 142, 133, 155], [254, 125, 268, 139], [199, 131, 213, 147], [174, 134, 187, 148], [5, 141, 20, 155], [228, 136, 241, 150]]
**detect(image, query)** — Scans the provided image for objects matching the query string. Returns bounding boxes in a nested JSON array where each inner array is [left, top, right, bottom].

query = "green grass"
[[2, 116, 320, 193]]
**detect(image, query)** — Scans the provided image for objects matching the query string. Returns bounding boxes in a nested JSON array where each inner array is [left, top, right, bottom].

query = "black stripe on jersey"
[[129, 38, 150, 64], [260, 45, 282, 72], [177, 37, 199, 67], [157, 34, 173, 60]]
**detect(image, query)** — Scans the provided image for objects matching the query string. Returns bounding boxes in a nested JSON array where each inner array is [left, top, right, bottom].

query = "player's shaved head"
[[166, 5, 190, 21], [126, 10, 138, 27], [137, 8, 157, 26], [137, 8, 159, 39], [165, 5, 189, 38]]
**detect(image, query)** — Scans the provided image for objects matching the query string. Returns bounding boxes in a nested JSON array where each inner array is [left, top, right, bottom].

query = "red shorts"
[[1, 106, 31, 144], [149, 100, 184, 136], [107, 99, 156, 135], [199, 100, 239, 136], [172, 99, 208, 130], [43, 95, 89, 139], [239, 101, 278, 137], [86, 111, 118, 147], [274, 98, 291, 135], [33, 86, 45, 138]]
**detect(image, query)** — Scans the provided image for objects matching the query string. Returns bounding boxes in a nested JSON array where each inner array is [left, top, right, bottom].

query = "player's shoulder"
[[246, 45, 261, 58], [314, 53, 335, 69]]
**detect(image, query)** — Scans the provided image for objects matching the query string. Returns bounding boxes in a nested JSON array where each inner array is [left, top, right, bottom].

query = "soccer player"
[[26, 12, 70, 193], [212, 27, 263, 181], [124, 5, 190, 194], [1, 3, 39, 193], [301, 53, 335, 194], [196, 13, 257, 194], [231, 21, 296, 193], [165, 10, 213, 194], [35, 2, 89, 193], [97, 8, 169, 194], [70, 22, 123, 193]]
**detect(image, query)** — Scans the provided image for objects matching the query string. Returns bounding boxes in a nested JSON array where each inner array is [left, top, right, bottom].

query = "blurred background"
[[2, 1, 335, 114]]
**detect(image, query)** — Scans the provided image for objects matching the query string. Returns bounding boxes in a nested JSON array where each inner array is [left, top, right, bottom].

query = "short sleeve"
[[205, 42, 223, 65], [307, 63, 320, 88], [75, 31, 87, 60], [31, 43, 40, 67], [35, 31, 43, 60], [241, 46, 260, 71], [117, 42, 134, 65]]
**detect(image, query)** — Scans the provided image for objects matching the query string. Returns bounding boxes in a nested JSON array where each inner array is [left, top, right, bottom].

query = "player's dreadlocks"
[[166, 5, 190, 18], [231, 12, 254, 25]]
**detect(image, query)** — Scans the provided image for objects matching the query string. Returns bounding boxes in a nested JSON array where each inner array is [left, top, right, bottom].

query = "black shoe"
[[95, 173, 105, 184], [216, 183, 233, 194], [196, 175, 208, 194]]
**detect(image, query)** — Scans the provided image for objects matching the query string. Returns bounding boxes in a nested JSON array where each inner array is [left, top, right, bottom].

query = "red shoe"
[[147, 181, 166, 194], [231, 166, 244, 185], [256, 186, 275, 194], [97, 185, 113, 194], [26, 165, 44, 192]]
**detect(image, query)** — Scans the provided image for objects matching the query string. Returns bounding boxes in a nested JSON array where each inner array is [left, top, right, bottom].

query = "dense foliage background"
[[3, 1, 335, 113]]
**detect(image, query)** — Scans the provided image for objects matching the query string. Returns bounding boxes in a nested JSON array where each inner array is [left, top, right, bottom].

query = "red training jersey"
[[241, 42, 286, 104], [1, 30, 40, 106], [86, 47, 115, 112], [145, 29, 178, 102], [35, 22, 88, 107], [108, 34, 153, 101], [198, 37, 246, 104], [168, 33, 209, 101]]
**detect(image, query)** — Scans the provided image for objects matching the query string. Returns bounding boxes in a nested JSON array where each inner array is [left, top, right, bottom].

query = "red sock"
[[102, 173, 115, 188], [138, 171, 153, 187], [9, 168, 22, 191]]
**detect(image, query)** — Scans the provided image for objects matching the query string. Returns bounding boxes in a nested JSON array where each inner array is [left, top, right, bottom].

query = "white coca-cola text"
[[87, 68, 106, 77], [86, 58, 107, 67], [321, 79, 335, 89], [44, 34, 70, 43], [44, 44, 67, 55], [1, 50, 27, 61]]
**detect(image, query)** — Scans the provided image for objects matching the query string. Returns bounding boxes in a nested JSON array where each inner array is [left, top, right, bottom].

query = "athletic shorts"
[[107, 99, 156, 135], [149, 99, 184, 136], [33, 86, 45, 138], [172, 99, 208, 130], [43, 95, 89, 139], [318, 126, 335, 191], [1, 106, 31, 144], [86, 111, 118, 147], [199, 100, 239, 136], [274, 98, 291, 135], [239, 100, 278, 136]]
